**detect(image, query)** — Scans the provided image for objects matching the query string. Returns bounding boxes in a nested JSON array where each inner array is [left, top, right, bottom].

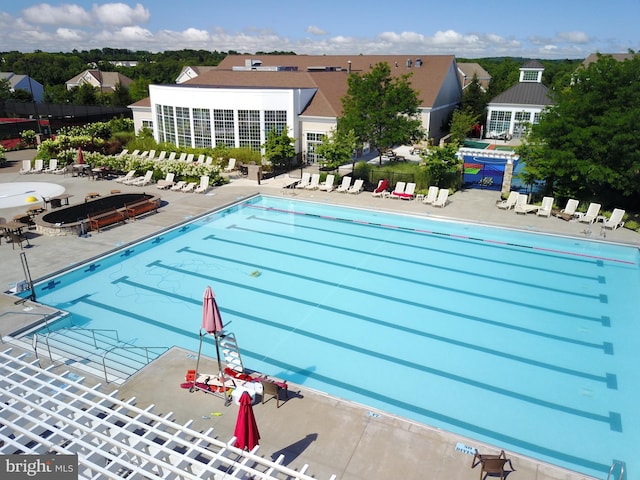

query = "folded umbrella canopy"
[[234, 391, 260, 451], [195, 286, 225, 377]]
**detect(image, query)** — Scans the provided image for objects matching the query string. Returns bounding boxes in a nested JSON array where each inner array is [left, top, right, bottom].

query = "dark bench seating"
[[124, 199, 159, 220], [87, 209, 126, 232]]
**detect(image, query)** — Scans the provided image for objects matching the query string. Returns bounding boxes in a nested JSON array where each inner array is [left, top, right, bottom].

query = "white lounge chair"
[[432, 188, 449, 207], [148, 150, 156, 160], [177, 153, 187, 162], [295, 172, 311, 189], [577, 203, 601, 224], [305, 173, 321, 190], [225, 158, 237, 172], [194, 175, 210, 194], [371, 179, 389, 197], [389, 182, 406, 199], [19, 159, 32, 174], [196, 154, 205, 164], [167, 152, 177, 161], [53, 161, 67, 174], [157, 172, 175, 189], [536, 196, 554, 217], [115, 170, 136, 183], [116, 149, 128, 157], [170, 181, 187, 191], [514, 194, 539, 214], [602, 209, 625, 230], [555, 198, 579, 221], [130, 149, 140, 157], [335, 176, 352, 193], [205, 156, 213, 166], [347, 178, 364, 194], [497, 191, 519, 210], [318, 174, 335, 192], [422, 186, 439, 204], [43, 158, 58, 173], [185, 153, 194, 163], [127, 170, 154, 186], [156, 151, 167, 161], [30, 159, 44, 173], [181, 182, 197, 192], [399, 182, 416, 200]]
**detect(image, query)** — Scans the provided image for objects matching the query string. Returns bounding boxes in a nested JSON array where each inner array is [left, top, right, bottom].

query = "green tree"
[[262, 126, 295, 171], [129, 78, 151, 102], [460, 74, 487, 119], [338, 62, 423, 162], [72, 83, 99, 105], [315, 128, 357, 170], [449, 109, 479, 145], [111, 82, 132, 107], [518, 53, 640, 208], [420, 143, 462, 188], [0, 78, 11, 100]]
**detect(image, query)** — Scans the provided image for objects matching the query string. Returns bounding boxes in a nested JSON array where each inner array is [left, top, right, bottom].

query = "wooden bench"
[[87, 209, 126, 232], [124, 199, 159, 220]]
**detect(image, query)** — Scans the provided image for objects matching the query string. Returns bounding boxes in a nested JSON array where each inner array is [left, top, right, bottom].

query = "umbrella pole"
[[195, 331, 204, 375], [215, 334, 223, 378]]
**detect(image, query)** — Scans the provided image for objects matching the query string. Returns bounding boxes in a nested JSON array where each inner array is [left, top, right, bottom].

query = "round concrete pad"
[[0, 182, 66, 209]]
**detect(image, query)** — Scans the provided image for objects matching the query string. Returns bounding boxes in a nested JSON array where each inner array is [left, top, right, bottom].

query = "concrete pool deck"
[[2, 149, 636, 480]]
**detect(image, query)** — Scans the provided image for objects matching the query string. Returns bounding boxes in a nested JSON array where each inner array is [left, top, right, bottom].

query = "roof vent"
[[415, 58, 422, 67], [406, 58, 412, 68]]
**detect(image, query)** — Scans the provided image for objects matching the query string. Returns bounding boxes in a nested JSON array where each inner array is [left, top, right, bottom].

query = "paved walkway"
[[2, 149, 635, 480]]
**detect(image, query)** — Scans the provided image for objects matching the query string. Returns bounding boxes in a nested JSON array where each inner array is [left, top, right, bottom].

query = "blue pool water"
[[30, 195, 640, 479]]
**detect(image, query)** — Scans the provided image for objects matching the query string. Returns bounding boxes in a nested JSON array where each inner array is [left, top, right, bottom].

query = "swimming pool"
[[29, 195, 639, 479]]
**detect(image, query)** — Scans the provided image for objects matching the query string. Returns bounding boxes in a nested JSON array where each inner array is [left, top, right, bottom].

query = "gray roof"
[[490, 82, 553, 106], [521, 60, 544, 69]]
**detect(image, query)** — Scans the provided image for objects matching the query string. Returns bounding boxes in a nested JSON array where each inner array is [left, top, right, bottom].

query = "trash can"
[[247, 164, 262, 184]]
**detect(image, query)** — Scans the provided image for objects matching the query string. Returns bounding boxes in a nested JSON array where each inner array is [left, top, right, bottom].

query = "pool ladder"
[[606, 461, 625, 480]]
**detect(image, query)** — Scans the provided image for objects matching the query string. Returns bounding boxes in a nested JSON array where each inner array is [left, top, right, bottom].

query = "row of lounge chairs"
[[117, 149, 236, 171], [371, 181, 449, 207], [292, 173, 364, 193], [19, 159, 67, 175], [498, 191, 626, 230], [114, 170, 210, 193]]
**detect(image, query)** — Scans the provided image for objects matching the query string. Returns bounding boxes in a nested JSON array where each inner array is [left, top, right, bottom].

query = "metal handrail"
[[102, 346, 168, 383], [606, 461, 625, 480]]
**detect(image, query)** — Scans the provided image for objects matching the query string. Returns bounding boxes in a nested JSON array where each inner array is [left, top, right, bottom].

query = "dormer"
[[519, 60, 544, 83]]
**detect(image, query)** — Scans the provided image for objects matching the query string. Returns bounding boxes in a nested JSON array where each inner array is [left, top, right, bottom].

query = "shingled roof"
[[490, 82, 553, 106], [183, 54, 457, 117]]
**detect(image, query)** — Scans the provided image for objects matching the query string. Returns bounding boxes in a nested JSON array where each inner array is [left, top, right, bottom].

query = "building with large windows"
[[130, 55, 462, 163], [485, 60, 554, 140]]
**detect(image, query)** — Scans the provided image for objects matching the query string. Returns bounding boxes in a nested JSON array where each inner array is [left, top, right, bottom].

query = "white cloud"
[[557, 31, 590, 44], [56, 27, 83, 41], [21, 3, 92, 26], [306, 25, 327, 36], [93, 3, 150, 26]]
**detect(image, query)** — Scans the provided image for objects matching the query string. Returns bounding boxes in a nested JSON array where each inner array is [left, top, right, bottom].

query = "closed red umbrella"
[[195, 286, 225, 378], [77, 147, 85, 164], [234, 392, 260, 450]]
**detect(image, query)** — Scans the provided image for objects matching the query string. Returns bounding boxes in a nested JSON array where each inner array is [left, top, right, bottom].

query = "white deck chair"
[[130, 149, 140, 157], [400, 182, 416, 199], [514, 194, 539, 214], [177, 153, 187, 162], [556, 198, 579, 220], [371, 179, 389, 197], [390, 181, 406, 199], [156, 151, 167, 161], [295, 172, 311, 189], [577, 203, 601, 224], [196, 154, 205, 164], [157, 172, 175, 189], [432, 188, 449, 207], [602, 209, 625, 230], [170, 180, 187, 191], [422, 186, 439, 204], [167, 152, 177, 161], [335, 176, 352, 193], [43, 158, 58, 173], [181, 181, 197, 192], [194, 175, 210, 193], [185, 153, 194, 163], [148, 150, 156, 160], [318, 174, 335, 192], [536, 196, 554, 217], [205, 156, 213, 165], [19, 159, 32, 174], [347, 178, 364, 194], [53, 161, 67, 174], [225, 158, 237, 172], [117, 149, 128, 157], [497, 191, 519, 210], [115, 170, 136, 183], [127, 170, 154, 186], [30, 159, 44, 173], [305, 173, 321, 190], [139, 150, 149, 158]]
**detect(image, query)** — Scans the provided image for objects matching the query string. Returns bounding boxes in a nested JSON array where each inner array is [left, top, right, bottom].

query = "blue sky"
[[0, 1, 637, 58]]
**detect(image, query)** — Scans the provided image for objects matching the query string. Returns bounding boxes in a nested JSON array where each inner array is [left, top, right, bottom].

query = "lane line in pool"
[[248, 205, 636, 265], [105, 274, 622, 429], [209, 231, 608, 326], [246, 214, 610, 283], [143, 259, 615, 382]]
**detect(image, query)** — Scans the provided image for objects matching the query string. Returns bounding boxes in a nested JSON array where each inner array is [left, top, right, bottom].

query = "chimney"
[[406, 58, 412, 68]]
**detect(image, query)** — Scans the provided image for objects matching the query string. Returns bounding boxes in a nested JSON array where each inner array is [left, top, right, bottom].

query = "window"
[[238, 109, 261, 150], [522, 70, 539, 82], [487, 110, 511, 137], [157, 105, 175, 144], [533, 112, 540, 124], [213, 109, 235, 147], [306, 132, 325, 164], [264, 110, 287, 136], [142, 120, 153, 130], [175, 107, 191, 147], [193, 108, 212, 148]]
